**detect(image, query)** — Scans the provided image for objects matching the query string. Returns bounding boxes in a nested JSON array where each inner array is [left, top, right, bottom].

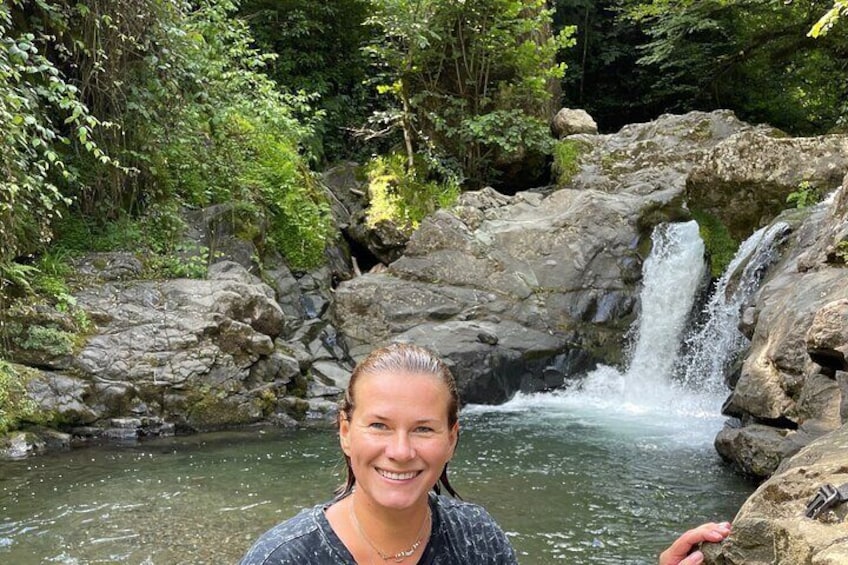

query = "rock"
[[72, 252, 144, 281], [715, 423, 790, 477], [388, 320, 577, 405], [25, 373, 99, 425], [805, 298, 848, 373], [687, 131, 848, 241], [311, 360, 352, 390], [0, 428, 69, 459], [714, 175, 848, 478], [551, 108, 598, 138], [704, 424, 848, 565]]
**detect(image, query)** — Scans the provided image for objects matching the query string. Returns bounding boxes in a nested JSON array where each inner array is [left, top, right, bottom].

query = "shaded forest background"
[[0, 1, 846, 426]]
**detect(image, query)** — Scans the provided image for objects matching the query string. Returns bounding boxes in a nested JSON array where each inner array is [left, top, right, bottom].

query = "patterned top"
[[239, 493, 518, 564]]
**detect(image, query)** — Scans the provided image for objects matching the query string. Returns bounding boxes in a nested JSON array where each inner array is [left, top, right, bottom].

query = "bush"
[[365, 153, 461, 234]]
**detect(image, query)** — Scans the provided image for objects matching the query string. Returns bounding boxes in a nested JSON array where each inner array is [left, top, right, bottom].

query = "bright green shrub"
[[365, 153, 461, 233]]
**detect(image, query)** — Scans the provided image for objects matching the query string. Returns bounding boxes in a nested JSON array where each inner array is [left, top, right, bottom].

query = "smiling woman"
[[239, 343, 727, 565], [239, 343, 516, 564]]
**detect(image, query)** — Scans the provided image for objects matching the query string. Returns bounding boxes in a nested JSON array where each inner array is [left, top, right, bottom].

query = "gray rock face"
[[331, 111, 788, 404], [704, 423, 848, 565], [688, 131, 848, 240], [716, 174, 848, 478]]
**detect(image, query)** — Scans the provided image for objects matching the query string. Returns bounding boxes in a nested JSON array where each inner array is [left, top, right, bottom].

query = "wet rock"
[[688, 130, 848, 241], [704, 424, 848, 565]]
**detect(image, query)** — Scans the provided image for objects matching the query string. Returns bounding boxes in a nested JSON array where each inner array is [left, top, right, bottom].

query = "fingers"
[[658, 522, 732, 565]]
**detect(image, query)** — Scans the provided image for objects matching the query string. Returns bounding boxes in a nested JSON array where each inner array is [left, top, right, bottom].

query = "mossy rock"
[[552, 138, 592, 187], [185, 390, 259, 430]]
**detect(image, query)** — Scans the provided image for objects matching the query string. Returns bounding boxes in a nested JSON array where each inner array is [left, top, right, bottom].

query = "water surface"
[[0, 403, 753, 565]]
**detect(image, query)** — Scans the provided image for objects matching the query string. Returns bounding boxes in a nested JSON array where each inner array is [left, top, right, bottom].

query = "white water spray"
[[677, 221, 790, 393], [472, 219, 787, 444]]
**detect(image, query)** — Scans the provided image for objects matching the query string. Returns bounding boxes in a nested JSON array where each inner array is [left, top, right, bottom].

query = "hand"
[[658, 521, 732, 565]]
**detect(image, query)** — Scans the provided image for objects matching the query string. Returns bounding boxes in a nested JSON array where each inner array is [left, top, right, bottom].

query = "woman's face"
[[339, 369, 459, 513]]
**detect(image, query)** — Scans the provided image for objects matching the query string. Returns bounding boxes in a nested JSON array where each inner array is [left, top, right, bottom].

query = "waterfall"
[[577, 221, 706, 408], [677, 221, 791, 393], [477, 218, 789, 445]]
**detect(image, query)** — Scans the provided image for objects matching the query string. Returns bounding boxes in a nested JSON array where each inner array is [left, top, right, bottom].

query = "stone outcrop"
[[334, 111, 761, 401], [716, 173, 848, 478], [1, 256, 354, 458], [704, 423, 848, 565], [687, 131, 848, 241]]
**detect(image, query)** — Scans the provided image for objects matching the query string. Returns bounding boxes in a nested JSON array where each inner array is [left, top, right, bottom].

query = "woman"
[[240, 343, 729, 565]]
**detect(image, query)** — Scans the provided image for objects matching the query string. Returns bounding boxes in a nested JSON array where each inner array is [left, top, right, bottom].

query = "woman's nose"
[[386, 432, 415, 461]]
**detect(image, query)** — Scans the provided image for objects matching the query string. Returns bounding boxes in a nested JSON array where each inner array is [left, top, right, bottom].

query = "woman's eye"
[[414, 426, 434, 433], [368, 422, 388, 430]]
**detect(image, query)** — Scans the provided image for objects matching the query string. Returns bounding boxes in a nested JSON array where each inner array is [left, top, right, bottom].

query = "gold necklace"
[[349, 501, 430, 563]]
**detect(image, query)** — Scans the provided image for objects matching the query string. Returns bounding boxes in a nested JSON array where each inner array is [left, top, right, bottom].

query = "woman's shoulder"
[[239, 503, 331, 565], [429, 494, 518, 564], [430, 494, 506, 535], [431, 494, 499, 524]]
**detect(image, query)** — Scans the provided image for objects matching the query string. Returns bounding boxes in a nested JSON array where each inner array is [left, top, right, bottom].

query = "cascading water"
[[677, 221, 791, 393], [578, 221, 707, 409]]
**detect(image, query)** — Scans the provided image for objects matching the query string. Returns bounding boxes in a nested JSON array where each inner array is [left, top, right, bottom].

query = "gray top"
[[240, 493, 518, 564]]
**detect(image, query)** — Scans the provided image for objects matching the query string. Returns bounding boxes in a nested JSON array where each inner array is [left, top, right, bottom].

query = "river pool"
[[0, 393, 753, 565]]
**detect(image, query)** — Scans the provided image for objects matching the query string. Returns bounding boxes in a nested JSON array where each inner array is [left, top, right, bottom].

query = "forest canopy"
[[1, 0, 846, 279]]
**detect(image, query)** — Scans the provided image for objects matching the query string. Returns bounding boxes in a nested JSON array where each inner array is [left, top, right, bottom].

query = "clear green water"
[[0, 397, 754, 565]]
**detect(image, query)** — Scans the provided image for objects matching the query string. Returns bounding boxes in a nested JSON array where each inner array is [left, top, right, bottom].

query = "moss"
[[186, 389, 254, 430], [691, 208, 739, 277], [552, 139, 591, 186], [0, 361, 41, 434]]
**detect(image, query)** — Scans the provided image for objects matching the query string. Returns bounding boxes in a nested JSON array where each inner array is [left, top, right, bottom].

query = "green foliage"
[[552, 139, 590, 185], [19, 326, 74, 357], [618, 0, 848, 134], [691, 208, 738, 277], [786, 181, 822, 209], [240, 0, 373, 162], [0, 0, 117, 263], [365, 153, 461, 234], [0, 360, 38, 434], [810, 1, 848, 36], [365, 0, 574, 186], [242, 122, 335, 271]]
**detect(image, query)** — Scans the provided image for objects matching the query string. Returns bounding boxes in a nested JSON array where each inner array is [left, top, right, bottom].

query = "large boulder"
[[551, 108, 598, 138], [704, 423, 848, 565], [687, 131, 848, 241]]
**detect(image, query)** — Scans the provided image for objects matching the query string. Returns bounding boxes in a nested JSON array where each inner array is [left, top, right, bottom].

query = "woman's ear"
[[339, 413, 351, 455]]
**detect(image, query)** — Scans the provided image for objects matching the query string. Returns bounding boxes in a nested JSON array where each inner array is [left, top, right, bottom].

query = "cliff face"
[[715, 174, 848, 479]]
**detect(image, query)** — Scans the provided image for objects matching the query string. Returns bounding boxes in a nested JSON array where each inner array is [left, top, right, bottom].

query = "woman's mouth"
[[377, 468, 420, 480]]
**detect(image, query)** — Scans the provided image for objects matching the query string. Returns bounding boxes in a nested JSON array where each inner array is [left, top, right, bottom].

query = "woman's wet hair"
[[335, 342, 461, 499]]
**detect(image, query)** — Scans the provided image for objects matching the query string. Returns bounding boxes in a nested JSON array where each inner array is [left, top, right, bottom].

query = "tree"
[[366, 0, 574, 187]]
